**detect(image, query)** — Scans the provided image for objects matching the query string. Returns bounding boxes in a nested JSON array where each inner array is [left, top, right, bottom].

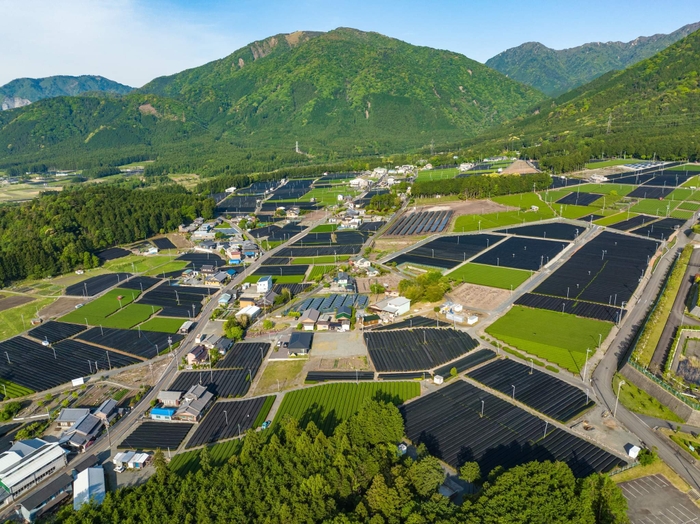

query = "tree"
[[459, 461, 481, 483], [223, 317, 244, 340], [637, 447, 657, 466], [579, 473, 629, 524], [262, 319, 274, 330], [370, 283, 385, 294], [408, 456, 445, 497]]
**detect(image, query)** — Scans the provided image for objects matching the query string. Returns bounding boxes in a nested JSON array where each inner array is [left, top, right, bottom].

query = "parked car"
[[261, 420, 271, 430], [74, 303, 84, 309]]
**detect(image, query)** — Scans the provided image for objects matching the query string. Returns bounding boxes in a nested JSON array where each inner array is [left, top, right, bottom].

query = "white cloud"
[[0, 0, 245, 87]]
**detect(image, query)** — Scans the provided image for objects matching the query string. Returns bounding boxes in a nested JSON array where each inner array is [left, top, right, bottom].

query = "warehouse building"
[[73, 467, 106, 511], [0, 440, 69, 500]]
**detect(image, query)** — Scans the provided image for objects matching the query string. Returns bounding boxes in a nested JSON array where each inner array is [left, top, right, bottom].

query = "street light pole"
[[480, 400, 484, 418], [511, 385, 515, 399], [224, 410, 229, 426], [583, 348, 591, 382], [614, 380, 625, 418]]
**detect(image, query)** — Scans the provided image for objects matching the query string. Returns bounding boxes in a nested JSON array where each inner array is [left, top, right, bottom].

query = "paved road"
[[592, 222, 700, 491], [649, 248, 700, 373]]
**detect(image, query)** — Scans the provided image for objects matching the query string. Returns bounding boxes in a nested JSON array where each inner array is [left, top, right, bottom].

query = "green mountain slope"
[[486, 22, 700, 96], [478, 28, 700, 170], [0, 75, 133, 110], [0, 28, 545, 173]]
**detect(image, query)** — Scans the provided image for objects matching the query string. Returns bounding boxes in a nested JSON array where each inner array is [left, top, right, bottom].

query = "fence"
[[629, 361, 700, 410]]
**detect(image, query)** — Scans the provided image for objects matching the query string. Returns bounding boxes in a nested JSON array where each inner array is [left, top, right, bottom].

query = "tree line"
[[411, 172, 551, 199], [0, 185, 214, 283], [56, 399, 628, 524]]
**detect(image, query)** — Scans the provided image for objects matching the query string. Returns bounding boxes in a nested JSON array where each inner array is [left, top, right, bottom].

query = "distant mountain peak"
[[486, 21, 700, 96]]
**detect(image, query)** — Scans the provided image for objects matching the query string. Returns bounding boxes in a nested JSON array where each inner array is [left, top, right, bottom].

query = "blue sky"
[[1, 0, 698, 87]]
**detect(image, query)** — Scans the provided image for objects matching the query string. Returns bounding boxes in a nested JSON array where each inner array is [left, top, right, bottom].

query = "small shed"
[[128, 453, 150, 469]]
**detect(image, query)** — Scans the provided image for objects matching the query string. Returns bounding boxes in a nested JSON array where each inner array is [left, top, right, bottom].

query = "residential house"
[[199, 240, 217, 251], [286, 207, 300, 218], [239, 292, 258, 308], [242, 241, 260, 257], [175, 385, 214, 422], [179, 224, 197, 234], [353, 257, 371, 269], [336, 306, 352, 320], [349, 177, 370, 189], [260, 290, 279, 308], [285, 332, 313, 355], [361, 314, 381, 326], [206, 271, 230, 287], [213, 337, 234, 355], [218, 293, 232, 306], [157, 390, 182, 408], [186, 345, 209, 367], [339, 318, 351, 331], [93, 399, 118, 424], [300, 309, 320, 331], [371, 297, 411, 317], [367, 268, 380, 278], [150, 407, 176, 421], [257, 276, 273, 293], [59, 414, 103, 452], [56, 409, 90, 429], [316, 314, 332, 331], [200, 264, 217, 275], [337, 272, 349, 286]]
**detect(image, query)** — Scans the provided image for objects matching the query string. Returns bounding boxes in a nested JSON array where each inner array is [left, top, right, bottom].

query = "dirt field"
[[0, 295, 34, 312], [167, 233, 192, 250], [108, 358, 171, 389], [356, 273, 403, 294], [39, 296, 84, 318], [416, 199, 513, 216], [448, 283, 511, 311], [307, 356, 370, 371], [300, 209, 328, 223], [501, 159, 540, 174], [372, 237, 428, 259]]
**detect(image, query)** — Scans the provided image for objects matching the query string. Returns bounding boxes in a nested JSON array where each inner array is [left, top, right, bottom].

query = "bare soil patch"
[[307, 356, 370, 371], [300, 209, 328, 224], [0, 295, 34, 312], [167, 233, 192, 250], [356, 273, 403, 294], [448, 283, 511, 311], [107, 358, 170, 389], [39, 296, 84, 318], [501, 159, 540, 174]]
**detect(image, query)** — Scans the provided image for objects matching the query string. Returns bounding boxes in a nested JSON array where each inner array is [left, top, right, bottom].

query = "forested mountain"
[[0, 28, 545, 176], [0, 75, 133, 110], [472, 27, 700, 172], [486, 22, 700, 96]]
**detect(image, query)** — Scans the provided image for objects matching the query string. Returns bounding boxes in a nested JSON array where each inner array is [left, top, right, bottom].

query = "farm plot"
[[496, 222, 585, 241], [630, 217, 685, 241], [60, 288, 140, 325], [237, 181, 279, 195], [276, 245, 362, 257], [215, 342, 270, 370], [185, 397, 272, 448], [251, 222, 305, 241], [486, 306, 613, 373], [644, 173, 695, 186], [628, 186, 674, 199], [630, 199, 678, 216], [65, 273, 132, 296], [27, 321, 86, 344], [549, 177, 585, 189], [151, 237, 176, 250], [267, 179, 314, 201], [291, 255, 350, 264], [401, 380, 625, 476], [297, 231, 366, 246], [358, 221, 385, 232], [306, 371, 374, 382], [384, 210, 453, 236], [388, 233, 502, 270], [372, 316, 449, 331], [433, 349, 496, 377], [119, 276, 161, 292], [515, 294, 624, 323], [577, 214, 604, 222], [290, 294, 368, 314], [468, 359, 594, 422], [377, 372, 426, 380], [215, 196, 257, 214], [54, 339, 141, 370], [0, 336, 136, 392], [364, 328, 478, 372], [273, 382, 419, 435], [251, 265, 308, 277], [169, 369, 252, 398], [472, 237, 568, 271], [308, 266, 334, 280], [139, 285, 210, 317], [265, 257, 291, 265], [138, 317, 185, 333], [555, 193, 602, 206], [77, 327, 183, 358], [317, 172, 356, 182], [96, 248, 130, 261], [606, 214, 658, 231], [355, 189, 389, 208], [119, 422, 193, 450], [534, 231, 658, 305], [446, 263, 531, 289], [175, 253, 225, 271], [272, 283, 312, 295]]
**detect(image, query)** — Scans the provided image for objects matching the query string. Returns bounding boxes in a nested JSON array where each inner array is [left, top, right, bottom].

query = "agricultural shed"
[[151, 408, 176, 421], [73, 467, 105, 511]]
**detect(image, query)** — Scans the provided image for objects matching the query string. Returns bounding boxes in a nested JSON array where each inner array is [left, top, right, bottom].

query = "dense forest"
[[0, 184, 213, 283], [56, 400, 628, 524], [411, 172, 551, 199]]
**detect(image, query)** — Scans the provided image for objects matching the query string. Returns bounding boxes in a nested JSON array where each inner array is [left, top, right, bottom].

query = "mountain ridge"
[[0, 75, 133, 110], [486, 21, 700, 96]]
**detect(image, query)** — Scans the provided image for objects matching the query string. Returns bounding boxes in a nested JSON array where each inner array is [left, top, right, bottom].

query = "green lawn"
[[143, 260, 190, 277], [671, 209, 694, 220], [613, 373, 684, 422], [274, 382, 420, 435], [291, 255, 350, 264], [308, 265, 335, 280], [667, 188, 694, 201], [138, 317, 187, 333], [242, 274, 306, 284], [486, 306, 614, 373], [585, 159, 636, 168], [103, 255, 176, 274], [630, 199, 676, 216], [679, 201, 700, 211], [0, 297, 55, 340], [670, 164, 700, 172], [555, 204, 605, 219], [96, 304, 159, 329], [415, 168, 460, 181], [309, 224, 338, 233], [447, 263, 531, 289], [594, 212, 635, 226], [60, 289, 139, 325]]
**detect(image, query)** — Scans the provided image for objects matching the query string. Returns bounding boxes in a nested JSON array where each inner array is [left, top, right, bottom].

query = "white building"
[[73, 467, 106, 510], [372, 297, 411, 317], [257, 276, 273, 294], [236, 305, 261, 322], [0, 439, 69, 500]]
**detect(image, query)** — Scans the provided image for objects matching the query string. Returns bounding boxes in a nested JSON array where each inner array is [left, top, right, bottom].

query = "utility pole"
[[614, 380, 625, 417]]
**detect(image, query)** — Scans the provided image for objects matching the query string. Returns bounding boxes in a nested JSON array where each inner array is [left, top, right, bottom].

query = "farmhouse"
[[316, 314, 332, 330], [238, 292, 259, 308], [300, 308, 320, 331], [93, 399, 118, 423], [259, 290, 279, 308], [361, 314, 380, 326], [371, 296, 411, 317], [352, 257, 371, 269], [0, 439, 69, 500], [56, 408, 91, 429], [213, 337, 234, 355], [206, 271, 230, 287], [59, 414, 103, 452], [157, 390, 182, 407], [286, 332, 313, 355], [175, 384, 214, 422], [218, 293, 232, 305], [150, 407, 176, 421]]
